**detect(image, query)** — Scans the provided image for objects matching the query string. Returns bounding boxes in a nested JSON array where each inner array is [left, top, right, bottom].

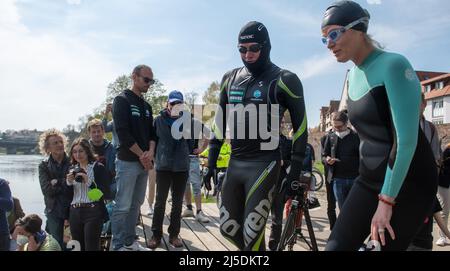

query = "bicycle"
[[312, 167, 324, 191], [277, 179, 319, 251]]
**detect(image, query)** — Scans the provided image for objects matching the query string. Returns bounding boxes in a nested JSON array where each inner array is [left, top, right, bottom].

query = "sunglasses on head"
[[139, 75, 155, 85], [238, 43, 263, 54], [321, 17, 369, 46]]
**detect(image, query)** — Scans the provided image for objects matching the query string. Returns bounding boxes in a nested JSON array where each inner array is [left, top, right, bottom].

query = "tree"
[[184, 91, 200, 109], [63, 124, 80, 146], [106, 75, 132, 104], [94, 74, 167, 116], [202, 81, 220, 105], [201, 81, 221, 123], [142, 79, 167, 115]]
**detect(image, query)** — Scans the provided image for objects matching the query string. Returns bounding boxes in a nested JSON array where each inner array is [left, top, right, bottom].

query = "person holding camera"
[[38, 129, 73, 249], [66, 138, 111, 251]]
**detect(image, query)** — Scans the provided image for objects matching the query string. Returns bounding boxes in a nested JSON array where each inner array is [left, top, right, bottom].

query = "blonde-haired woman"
[[38, 128, 73, 249]]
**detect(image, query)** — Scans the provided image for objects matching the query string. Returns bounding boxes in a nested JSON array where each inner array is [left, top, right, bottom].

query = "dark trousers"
[[0, 233, 9, 251], [152, 171, 188, 239], [46, 214, 65, 249], [69, 204, 104, 251], [271, 166, 288, 228], [325, 180, 337, 230]]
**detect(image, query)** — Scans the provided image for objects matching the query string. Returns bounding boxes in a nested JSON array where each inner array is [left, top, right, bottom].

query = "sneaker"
[[196, 211, 210, 223], [123, 241, 151, 251], [147, 205, 154, 216], [182, 208, 195, 218], [436, 237, 450, 246], [308, 198, 321, 210], [169, 237, 183, 248], [148, 236, 161, 249]]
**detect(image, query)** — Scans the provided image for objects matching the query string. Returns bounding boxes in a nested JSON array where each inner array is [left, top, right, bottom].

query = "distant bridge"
[[0, 138, 38, 154]]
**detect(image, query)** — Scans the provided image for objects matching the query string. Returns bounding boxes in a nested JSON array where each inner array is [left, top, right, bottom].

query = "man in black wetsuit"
[[207, 21, 308, 251]]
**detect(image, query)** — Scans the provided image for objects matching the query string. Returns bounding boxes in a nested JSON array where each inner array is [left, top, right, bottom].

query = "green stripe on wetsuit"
[[245, 161, 276, 205]]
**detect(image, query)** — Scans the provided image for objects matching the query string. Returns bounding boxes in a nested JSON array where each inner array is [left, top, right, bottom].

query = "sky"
[[0, 0, 449, 131]]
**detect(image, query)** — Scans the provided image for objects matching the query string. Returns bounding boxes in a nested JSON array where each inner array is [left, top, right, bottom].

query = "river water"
[[0, 155, 46, 219]]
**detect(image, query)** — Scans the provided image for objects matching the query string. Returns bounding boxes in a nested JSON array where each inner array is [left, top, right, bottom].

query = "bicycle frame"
[[277, 185, 319, 251]]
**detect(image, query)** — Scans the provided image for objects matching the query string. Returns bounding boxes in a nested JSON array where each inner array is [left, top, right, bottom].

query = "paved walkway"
[[136, 189, 450, 251]]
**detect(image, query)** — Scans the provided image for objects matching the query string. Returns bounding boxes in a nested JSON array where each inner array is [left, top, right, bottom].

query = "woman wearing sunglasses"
[[66, 138, 112, 251], [321, 1, 437, 250]]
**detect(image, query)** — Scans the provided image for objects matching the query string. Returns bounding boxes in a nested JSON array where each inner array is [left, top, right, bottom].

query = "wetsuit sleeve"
[[381, 54, 422, 198], [208, 74, 229, 168], [112, 96, 136, 149], [277, 71, 308, 181]]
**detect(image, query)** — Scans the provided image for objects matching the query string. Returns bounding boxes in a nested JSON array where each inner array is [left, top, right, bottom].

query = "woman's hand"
[[27, 235, 39, 251], [371, 197, 396, 246], [66, 172, 75, 184], [76, 172, 88, 184]]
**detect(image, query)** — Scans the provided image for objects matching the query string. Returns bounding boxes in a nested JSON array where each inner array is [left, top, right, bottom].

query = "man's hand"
[[326, 156, 337, 165], [140, 151, 154, 170], [51, 178, 59, 186]]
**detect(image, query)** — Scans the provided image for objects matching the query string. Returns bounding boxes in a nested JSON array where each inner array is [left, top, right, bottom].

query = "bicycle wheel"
[[312, 168, 324, 191], [277, 206, 297, 251]]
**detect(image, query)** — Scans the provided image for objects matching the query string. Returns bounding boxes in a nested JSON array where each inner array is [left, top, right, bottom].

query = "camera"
[[71, 165, 86, 183]]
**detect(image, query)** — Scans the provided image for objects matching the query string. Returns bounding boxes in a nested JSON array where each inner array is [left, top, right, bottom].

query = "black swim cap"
[[321, 1, 370, 32], [238, 21, 271, 76]]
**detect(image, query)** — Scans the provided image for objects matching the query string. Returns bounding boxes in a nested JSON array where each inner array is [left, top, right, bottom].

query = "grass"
[[201, 196, 217, 204], [190, 193, 217, 204], [314, 161, 325, 175]]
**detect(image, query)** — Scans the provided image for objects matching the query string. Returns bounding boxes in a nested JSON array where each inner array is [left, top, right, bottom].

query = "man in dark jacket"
[[38, 129, 73, 249], [321, 129, 337, 230], [149, 91, 210, 249], [87, 118, 117, 198], [323, 111, 360, 210], [111, 64, 156, 251], [0, 178, 13, 251]]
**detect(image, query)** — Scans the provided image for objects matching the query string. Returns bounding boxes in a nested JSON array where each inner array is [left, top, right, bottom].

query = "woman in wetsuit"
[[321, 1, 437, 250]]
